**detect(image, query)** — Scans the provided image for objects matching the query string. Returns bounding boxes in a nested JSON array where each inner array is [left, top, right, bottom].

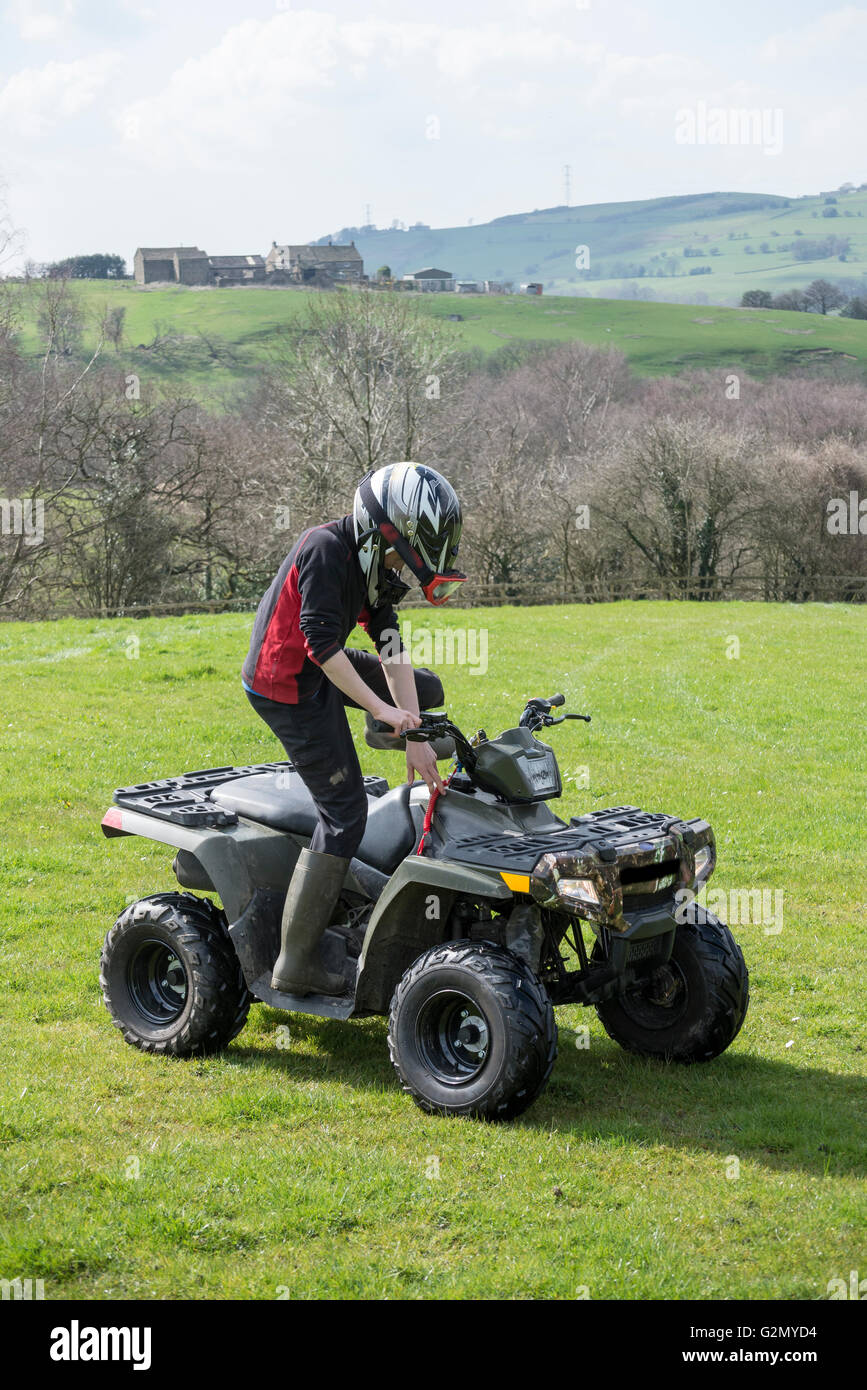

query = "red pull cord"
[[416, 765, 458, 855]]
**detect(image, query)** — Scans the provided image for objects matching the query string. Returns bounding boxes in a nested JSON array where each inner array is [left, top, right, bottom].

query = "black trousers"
[[245, 649, 443, 860]]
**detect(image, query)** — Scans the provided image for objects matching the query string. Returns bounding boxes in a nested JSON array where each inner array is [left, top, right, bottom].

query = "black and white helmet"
[[353, 462, 465, 607]]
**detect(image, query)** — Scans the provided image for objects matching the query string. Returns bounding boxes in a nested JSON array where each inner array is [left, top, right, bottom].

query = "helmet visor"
[[423, 571, 467, 605]]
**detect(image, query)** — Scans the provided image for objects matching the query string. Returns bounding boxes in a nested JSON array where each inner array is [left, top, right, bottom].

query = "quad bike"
[[99, 694, 749, 1121]]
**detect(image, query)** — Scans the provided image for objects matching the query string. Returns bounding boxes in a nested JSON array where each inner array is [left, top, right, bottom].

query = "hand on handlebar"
[[372, 704, 421, 736]]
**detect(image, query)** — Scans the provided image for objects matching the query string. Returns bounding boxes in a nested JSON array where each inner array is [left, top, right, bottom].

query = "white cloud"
[[761, 6, 867, 62], [584, 50, 707, 110], [0, 51, 120, 133], [117, 12, 340, 159], [803, 98, 867, 150], [114, 10, 604, 166], [505, 0, 585, 16], [5, 0, 77, 42]]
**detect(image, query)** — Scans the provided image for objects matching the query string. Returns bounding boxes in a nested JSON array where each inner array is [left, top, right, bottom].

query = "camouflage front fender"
[[354, 856, 512, 1015]]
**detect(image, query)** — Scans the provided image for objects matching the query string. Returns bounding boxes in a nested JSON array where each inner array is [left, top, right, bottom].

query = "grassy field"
[[12, 279, 867, 396], [1, 602, 865, 1300]]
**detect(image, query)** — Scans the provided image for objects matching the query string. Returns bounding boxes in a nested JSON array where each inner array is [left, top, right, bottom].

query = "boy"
[[242, 462, 465, 997]]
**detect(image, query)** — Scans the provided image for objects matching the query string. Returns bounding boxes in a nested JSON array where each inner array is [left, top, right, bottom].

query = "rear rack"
[[112, 764, 390, 829], [113, 762, 294, 828]]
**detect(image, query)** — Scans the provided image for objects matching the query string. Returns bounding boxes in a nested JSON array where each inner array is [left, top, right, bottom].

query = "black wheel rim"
[[619, 962, 689, 1030], [415, 989, 491, 1086], [127, 937, 189, 1025]]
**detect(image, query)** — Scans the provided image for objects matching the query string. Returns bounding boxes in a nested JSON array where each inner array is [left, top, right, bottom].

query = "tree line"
[[741, 280, 867, 317], [1, 278, 865, 619]]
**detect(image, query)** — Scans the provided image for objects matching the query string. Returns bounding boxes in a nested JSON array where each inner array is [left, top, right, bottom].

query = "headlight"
[[694, 843, 714, 883], [534, 852, 604, 913], [557, 877, 601, 908]]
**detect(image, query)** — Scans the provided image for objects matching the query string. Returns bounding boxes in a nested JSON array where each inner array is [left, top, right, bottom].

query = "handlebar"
[[370, 696, 589, 759], [369, 717, 405, 735]]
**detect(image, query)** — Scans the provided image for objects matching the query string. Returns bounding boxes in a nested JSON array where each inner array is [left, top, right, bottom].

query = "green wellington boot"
[[270, 847, 350, 997]]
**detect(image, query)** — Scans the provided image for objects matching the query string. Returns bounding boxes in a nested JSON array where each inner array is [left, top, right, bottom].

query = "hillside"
[[11, 281, 867, 398], [330, 188, 867, 305]]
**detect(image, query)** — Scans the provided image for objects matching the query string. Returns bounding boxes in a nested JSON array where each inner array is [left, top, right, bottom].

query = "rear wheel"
[[388, 940, 557, 1120], [100, 893, 250, 1057], [595, 907, 749, 1062]]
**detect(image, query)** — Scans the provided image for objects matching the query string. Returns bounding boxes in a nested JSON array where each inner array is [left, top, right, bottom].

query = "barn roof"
[[272, 243, 362, 262], [208, 255, 265, 268], [137, 246, 208, 259]]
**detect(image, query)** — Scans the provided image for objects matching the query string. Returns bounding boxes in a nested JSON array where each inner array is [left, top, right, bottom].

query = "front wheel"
[[100, 893, 250, 1057], [388, 940, 557, 1121], [595, 908, 749, 1062]]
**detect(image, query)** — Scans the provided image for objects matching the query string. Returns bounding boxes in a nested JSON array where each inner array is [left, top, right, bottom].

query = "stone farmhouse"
[[134, 247, 211, 286], [208, 255, 266, 286], [134, 247, 266, 287], [265, 241, 364, 282]]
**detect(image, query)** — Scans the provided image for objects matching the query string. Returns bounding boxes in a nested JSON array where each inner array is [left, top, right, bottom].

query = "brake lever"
[[372, 712, 449, 739]]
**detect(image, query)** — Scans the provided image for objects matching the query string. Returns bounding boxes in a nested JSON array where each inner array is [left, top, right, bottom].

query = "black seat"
[[357, 785, 416, 873], [211, 773, 416, 874], [212, 771, 318, 835]]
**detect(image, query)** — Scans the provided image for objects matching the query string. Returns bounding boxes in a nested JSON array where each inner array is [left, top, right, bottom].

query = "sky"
[[1, 0, 866, 268]]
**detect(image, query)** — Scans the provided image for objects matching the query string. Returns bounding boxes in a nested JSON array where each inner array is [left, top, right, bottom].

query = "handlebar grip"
[[369, 719, 396, 734], [549, 693, 565, 708]]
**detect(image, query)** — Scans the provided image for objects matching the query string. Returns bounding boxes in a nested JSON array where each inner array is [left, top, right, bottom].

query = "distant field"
[[1, 603, 865, 1299], [12, 280, 867, 397], [349, 188, 867, 302]]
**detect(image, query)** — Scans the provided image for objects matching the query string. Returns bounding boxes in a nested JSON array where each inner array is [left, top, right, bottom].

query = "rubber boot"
[[364, 712, 455, 762], [270, 848, 350, 997]]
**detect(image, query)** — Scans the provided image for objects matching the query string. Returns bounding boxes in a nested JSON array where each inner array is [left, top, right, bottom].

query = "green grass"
[[1, 603, 865, 1299], [11, 279, 867, 397]]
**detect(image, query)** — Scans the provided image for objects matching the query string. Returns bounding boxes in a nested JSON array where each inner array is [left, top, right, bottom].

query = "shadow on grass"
[[229, 1008, 867, 1179]]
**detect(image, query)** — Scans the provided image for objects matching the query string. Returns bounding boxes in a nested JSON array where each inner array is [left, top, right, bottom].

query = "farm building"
[[265, 242, 364, 282], [134, 247, 210, 286], [402, 267, 456, 291], [208, 255, 266, 286]]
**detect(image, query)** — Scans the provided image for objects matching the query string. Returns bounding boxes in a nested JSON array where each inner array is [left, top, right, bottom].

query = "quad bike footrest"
[[251, 973, 356, 1020]]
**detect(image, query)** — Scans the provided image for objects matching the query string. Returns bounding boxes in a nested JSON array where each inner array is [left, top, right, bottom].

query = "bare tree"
[[0, 274, 106, 611], [101, 304, 126, 351], [259, 289, 466, 520], [35, 277, 86, 357], [802, 280, 847, 315], [595, 418, 762, 596], [753, 438, 867, 600]]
